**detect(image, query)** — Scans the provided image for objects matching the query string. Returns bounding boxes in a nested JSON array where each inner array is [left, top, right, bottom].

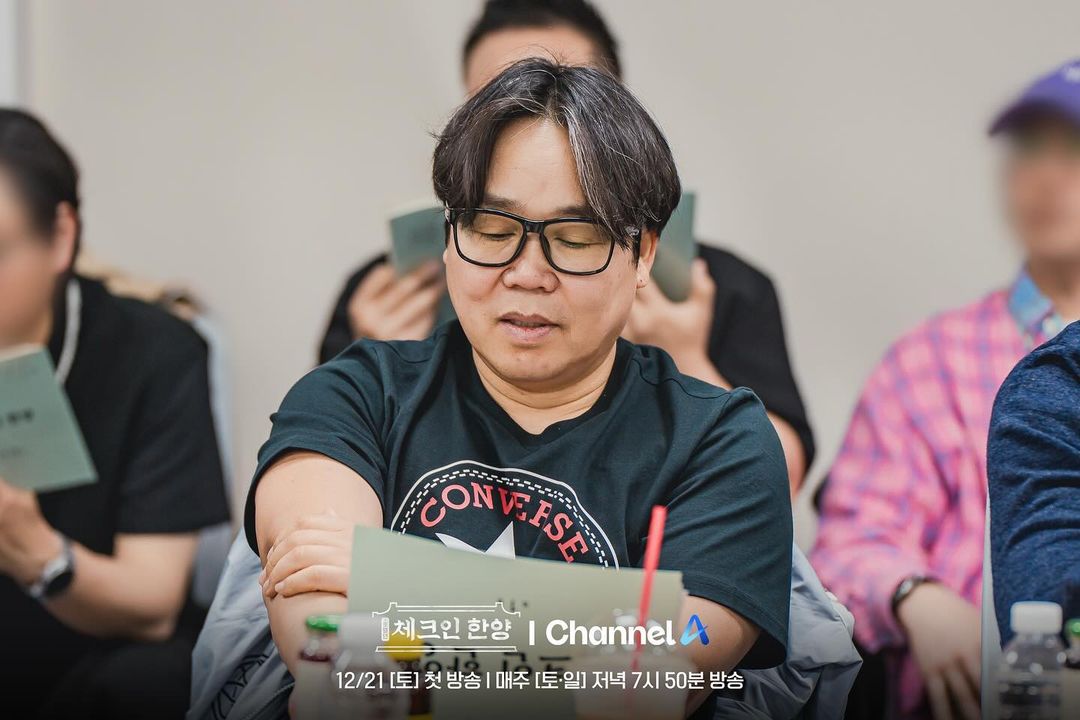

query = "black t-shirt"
[[248, 321, 793, 669], [318, 243, 816, 468], [0, 275, 230, 710]]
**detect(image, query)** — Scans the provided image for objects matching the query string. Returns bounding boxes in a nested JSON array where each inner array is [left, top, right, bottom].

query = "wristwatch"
[[27, 534, 75, 601], [891, 574, 934, 617]]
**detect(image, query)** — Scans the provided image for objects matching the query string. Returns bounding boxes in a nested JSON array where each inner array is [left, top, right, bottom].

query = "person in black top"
[[319, 0, 814, 491], [252, 58, 793, 719], [0, 109, 230, 718]]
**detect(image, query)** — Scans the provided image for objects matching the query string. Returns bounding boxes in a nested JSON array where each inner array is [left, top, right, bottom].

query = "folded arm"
[[253, 451, 383, 675]]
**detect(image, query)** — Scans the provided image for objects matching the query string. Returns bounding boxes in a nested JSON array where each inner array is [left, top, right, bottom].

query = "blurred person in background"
[[810, 59, 1080, 720], [318, 0, 814, 492], [0, 109, 229, 719]]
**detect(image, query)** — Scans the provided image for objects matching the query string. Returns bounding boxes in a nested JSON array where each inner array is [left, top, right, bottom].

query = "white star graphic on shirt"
[[435, 522, 517, 558]]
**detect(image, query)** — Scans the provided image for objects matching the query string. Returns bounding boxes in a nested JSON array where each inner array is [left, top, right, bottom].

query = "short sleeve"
[[989, 322, 1080, 643], [116, 330, 229, 534], [243, 345, 389, 554], [659, 387, 793, 668]]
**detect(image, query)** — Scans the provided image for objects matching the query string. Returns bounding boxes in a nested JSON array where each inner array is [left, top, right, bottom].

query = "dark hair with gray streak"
[[432, 58, 681, 252]]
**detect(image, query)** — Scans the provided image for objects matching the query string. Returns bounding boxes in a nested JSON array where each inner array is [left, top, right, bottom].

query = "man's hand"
[[348, 261, 445, 341], [623, 259, 722, 383], [259, 513, 353, 599], [254, 452, 383, 676], [0, 478, 62, 586], [897, 582, 982, 720]]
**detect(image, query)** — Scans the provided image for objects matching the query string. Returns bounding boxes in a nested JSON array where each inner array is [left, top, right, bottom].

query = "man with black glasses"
[[319, 0, 814, 492], [249, 59, 793, 718]]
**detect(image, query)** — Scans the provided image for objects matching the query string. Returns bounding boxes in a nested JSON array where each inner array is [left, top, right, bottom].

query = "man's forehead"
[[484, 119, 591, 217], [479, 192, 593, 219]]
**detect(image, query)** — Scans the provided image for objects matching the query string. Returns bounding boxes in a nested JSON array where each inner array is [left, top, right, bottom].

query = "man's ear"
[[635, 229, 659, 281], [49, 203, 78, 274]]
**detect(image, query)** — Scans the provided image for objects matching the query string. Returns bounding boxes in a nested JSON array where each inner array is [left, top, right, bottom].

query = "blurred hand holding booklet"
[[389, 201, 457, 324], [651, 191, 698, 302], [0, 346, 96, 492], [349, 527, 686, 719]]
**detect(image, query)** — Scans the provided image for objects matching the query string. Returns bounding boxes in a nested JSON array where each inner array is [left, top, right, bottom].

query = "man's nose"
[[503, 232, 556, 289]]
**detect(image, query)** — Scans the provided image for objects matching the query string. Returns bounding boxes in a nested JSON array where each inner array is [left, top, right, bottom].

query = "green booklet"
[[349, 526, 685, 719], [0, 346, 96, 492], [389, 202, 456, 324], [651, 191, 698, 302]]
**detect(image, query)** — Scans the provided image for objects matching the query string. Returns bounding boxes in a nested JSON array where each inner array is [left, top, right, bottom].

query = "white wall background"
[[18, 1, 1080, 543], [0, 0, 20, 103]]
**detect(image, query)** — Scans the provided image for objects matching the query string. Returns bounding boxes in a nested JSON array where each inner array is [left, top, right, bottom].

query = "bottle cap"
[[305, 614, 341, 634], [339, 614, 384, 650], [1011, 601, 1063, 634], [386, 631, 425, 661], [1066, 618, 1080, 639]]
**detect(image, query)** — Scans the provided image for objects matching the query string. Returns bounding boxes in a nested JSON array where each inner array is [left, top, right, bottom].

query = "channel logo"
[[529, 614, 711, 647], [680, 614, 709, 646]]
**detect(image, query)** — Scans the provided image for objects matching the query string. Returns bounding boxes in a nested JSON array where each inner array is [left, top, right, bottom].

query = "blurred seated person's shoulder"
[[695, 242, 780, 305], [76, 250, 202, 323], [70, 255, 212, 378]]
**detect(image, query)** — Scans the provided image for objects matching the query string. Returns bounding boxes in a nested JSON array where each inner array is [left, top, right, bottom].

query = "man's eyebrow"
[[551, 204, 594, 218], [480, 195, 595, 218], [480, 194, 520, 212]]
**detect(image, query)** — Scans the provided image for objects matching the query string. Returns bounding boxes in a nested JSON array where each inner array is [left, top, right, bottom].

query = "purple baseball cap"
[[989, 58, 1080, 135]]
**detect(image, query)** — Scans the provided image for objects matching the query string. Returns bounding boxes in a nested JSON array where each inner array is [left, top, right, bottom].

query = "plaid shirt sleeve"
[[810, 337, 951, 652]]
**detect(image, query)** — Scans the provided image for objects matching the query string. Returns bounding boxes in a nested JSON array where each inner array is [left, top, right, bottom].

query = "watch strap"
[[27, 535, 74, 601], [891, 574, 934, 618]]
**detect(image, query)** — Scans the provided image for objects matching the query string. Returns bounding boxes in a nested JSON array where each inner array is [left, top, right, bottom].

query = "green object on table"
[[305, 614, 342, 633]]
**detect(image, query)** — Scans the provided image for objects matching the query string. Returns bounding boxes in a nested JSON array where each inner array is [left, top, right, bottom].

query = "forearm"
[[254, 452, 385, 668], [675, 595, 758, 715], [267, 590, 348, 676], [810, 528, 928, 651], [42, 537, 196, 641]]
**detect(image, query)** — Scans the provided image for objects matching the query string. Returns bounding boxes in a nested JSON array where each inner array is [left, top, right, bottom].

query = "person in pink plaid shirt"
[[811, 58, 1080, 720]]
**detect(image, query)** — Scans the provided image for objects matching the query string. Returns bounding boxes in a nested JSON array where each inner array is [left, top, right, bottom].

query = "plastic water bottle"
[[998, 602, 1067, 720], [329, 614, 408, 719]]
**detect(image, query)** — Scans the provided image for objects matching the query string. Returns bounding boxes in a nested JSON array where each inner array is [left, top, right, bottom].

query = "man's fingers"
[[265, 528, 341, 571], [379, 262, 443, 309], [264, 545, 348, 596], [961, 645, 982, 694], [926, 674, 954, 720], [944, 665, 980, 720], [352, 263, 397, 304], [286, 513, 349, 534], [273, 564, 350, 598], [393, 277, 446, 327]]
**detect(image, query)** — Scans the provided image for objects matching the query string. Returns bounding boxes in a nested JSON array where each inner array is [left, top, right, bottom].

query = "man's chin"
[[483, 351, 566, 387]]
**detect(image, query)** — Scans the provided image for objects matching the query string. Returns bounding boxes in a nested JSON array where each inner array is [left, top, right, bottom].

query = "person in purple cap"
[[811, 58, 1080, 720]]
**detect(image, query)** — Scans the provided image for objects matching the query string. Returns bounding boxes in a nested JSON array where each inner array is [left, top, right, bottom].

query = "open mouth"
[[498, 313, 558, 341]]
